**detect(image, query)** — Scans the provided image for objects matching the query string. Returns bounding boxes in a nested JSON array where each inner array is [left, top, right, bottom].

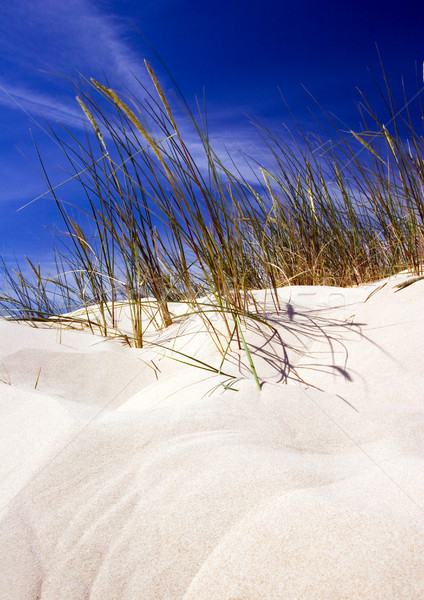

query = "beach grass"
[[1, 62, 423, 381]]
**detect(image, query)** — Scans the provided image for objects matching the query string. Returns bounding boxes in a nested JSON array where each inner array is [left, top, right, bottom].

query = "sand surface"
[[0, 273, 423, 599]]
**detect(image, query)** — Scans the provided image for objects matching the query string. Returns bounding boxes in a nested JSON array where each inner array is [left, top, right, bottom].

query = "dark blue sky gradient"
[[0, 0, 423, 263]]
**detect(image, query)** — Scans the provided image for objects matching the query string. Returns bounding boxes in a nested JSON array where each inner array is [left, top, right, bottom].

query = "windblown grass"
[[1, 61, 423, 384]]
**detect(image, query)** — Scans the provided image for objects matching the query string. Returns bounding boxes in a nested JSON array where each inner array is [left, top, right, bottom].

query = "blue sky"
[[0, 0, 423, 264]]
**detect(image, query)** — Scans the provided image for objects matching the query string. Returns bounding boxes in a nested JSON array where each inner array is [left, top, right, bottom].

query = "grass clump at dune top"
[[0, 61, 423, 371]]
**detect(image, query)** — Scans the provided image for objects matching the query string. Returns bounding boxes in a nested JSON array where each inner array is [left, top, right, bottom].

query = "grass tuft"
[[1, 62, 423, 387]]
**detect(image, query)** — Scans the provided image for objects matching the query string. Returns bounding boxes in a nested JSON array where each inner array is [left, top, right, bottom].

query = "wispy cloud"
[[0, 80, 84, 132], [0, 0, 274, 203], [0, 0, 149, 86], [0, 0, 156, 145], [0, 3, 151, 128]]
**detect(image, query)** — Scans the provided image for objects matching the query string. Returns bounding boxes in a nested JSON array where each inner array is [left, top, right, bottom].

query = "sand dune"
[[0, 273, 423, 599]]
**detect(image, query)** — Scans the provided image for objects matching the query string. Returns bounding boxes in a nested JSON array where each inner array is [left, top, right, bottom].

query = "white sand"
[[0, 273, 423, 599]]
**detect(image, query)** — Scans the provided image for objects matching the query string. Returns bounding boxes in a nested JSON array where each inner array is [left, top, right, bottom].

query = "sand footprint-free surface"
[[0, 274, 423, 599]]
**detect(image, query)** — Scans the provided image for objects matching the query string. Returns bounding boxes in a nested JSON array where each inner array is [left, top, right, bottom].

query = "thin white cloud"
[[0, 0, 277, 197], [0, 0, 150, 87], [0, 0, 158, 139], [0, 80, 84, 131]]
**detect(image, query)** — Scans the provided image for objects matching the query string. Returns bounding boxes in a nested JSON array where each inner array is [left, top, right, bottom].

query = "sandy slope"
[[0, 273, 423, 599]]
